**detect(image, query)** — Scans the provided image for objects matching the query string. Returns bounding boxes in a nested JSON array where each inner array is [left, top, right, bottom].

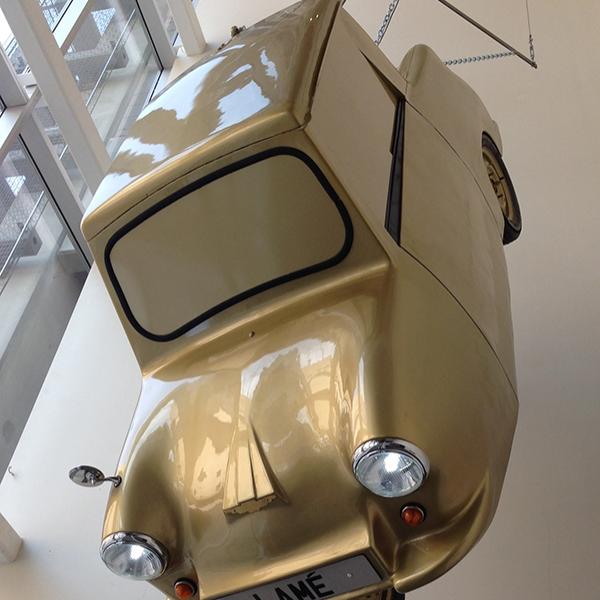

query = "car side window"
[[385, 99, 406, 245]]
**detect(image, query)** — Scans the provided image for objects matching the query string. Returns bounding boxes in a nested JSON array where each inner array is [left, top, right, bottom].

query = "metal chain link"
[[526, 0, 536, 61], [445, 50, 515, 66], [444, 0, 536, 66], [372, 0, 537, 68], [374, 0, 401, 46], [529, 34, 535, 61]]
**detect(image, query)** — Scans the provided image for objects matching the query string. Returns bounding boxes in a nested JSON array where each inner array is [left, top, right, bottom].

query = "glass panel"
[[33, 97, 89, 202], [109, 154, 350, 339], [0, 8, 28, 75], [0, 139, 88, 476], [66, 0, 161, 157], [39, 0, 72, 30], [153, 0, 178, 44]]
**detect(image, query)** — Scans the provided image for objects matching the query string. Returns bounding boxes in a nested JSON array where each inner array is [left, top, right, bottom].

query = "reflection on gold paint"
[[260, 49, 278, 79], [176, 438, 185, 482], [351, 356, 367, 447], [213, 407, 233, 424], [215, 81, 270, 134]]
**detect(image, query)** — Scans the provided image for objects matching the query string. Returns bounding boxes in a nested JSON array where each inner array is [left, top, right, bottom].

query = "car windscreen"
[[105, 149, 353, 342]]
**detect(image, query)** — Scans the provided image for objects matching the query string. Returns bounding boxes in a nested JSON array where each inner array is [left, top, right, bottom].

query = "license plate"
[[218, 555, 382, 600]]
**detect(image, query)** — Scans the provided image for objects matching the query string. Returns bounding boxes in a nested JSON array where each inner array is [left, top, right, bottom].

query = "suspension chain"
[[374, 0, 401, 46], [444, 0, 536, 66], [445, 51, 516, 66], [526, 0, 536, 61], [372, 0, 537, 67]]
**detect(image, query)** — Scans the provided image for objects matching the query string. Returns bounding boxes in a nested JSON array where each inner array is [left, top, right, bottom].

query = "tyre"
[[482, 134, 522, 244]]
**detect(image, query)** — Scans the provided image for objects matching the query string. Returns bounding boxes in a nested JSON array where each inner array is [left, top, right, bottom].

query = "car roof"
[[82, 0, 341, 240]]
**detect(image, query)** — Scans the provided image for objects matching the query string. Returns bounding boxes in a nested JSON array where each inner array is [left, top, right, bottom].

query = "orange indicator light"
[[401, 505, 426, 527], [175, 579, 197, 599]]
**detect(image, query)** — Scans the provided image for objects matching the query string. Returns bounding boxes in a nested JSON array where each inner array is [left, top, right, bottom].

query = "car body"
[[81, 1, 519, 598]]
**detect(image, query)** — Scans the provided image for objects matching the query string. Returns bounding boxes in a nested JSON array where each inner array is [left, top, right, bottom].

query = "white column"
[[166, 0, 207, 56], [0, 512, 22, 564], [0, 0, 111, 193]]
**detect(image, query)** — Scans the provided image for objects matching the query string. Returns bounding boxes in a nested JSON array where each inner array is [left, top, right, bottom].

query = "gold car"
[[73, 1, 521, 599]]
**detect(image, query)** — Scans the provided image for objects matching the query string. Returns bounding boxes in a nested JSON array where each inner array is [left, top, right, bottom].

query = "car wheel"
[[482, 134, 522, 244]]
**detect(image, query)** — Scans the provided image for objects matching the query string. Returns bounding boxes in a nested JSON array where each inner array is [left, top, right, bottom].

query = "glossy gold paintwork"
[[82, 1, 518, 598], [83, 0, 339, 239]]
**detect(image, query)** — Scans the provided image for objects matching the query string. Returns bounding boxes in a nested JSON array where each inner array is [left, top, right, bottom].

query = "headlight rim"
[[100, 531, 169, 581], [352, 438, 430, 497]]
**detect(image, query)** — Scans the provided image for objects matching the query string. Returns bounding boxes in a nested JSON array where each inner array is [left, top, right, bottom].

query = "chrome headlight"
[[101, 532, 168, 580], [352, 439, 429, 498]]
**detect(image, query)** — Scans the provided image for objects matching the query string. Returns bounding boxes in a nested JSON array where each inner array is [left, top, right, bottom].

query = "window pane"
[[39, 0, 72, 30], [153, 0, 178, 44], [33, 97, 89, 202], [1, 2, 73, 76], [0, 139, 88, 475], [0, 8, 28, 75], [66, 0, 161, 157]]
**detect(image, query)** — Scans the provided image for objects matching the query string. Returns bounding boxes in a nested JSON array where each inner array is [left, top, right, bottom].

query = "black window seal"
[[104, 146, 354, 343], [385, 99, 406, 244]]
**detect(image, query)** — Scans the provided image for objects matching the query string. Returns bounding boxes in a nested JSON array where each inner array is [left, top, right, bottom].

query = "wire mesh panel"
[[0, 142, 48, 292]]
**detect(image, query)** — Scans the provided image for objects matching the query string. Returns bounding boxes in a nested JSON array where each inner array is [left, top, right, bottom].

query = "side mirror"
[[69, 465, 121, 488]]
